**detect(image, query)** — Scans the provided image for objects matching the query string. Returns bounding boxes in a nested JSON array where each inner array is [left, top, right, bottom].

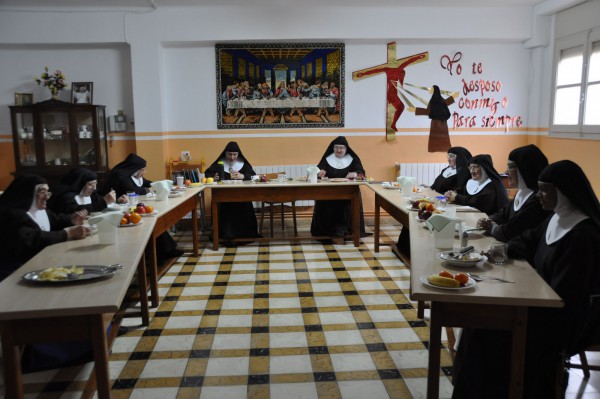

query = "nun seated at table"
[[444, 154, 508, 216], [310, 136, 368, 245], [0, 174, 91, 281], [98, 153, 182, 260], [204, 141, 259, 244], [48, 167, 120, 214], [477, 144, 551, 242], [429, 146, 472, 194], [452, 160, 600, 399]]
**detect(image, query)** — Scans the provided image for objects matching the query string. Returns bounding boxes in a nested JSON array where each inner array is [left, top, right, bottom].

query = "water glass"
[[490, 243, 508, 265], [445, 206, 456, 218], [278, 173, 287, 183], [176, 176, 184, 187]]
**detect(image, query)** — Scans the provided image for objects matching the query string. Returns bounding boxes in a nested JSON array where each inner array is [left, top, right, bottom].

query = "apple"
[[259, 175, 268, 183], [412, 200, 421, 209], [123, 212, 131, 223], [136, 204, 146, 214], [418, 208, 432, 220]]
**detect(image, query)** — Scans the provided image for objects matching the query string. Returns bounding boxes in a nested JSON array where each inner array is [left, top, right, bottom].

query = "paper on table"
[[151, 180, 173, 201], [397, 176, 416, 194], [425, 214, 463, 232]]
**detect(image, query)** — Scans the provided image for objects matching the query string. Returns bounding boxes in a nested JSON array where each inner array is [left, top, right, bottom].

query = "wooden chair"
[[258, 172, 298, 237], [259, 201, 298, 237]]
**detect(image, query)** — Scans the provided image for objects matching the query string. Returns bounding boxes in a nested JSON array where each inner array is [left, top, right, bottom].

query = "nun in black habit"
[[477, 144, 551, 242], [310, 136, 367, 243], [98, 153, 151, 199], [99, 153, 182, 260], [0, 174, 90, 281], [204, 141, 259, 242], [48, 167, 118, 214], [445, 154, 508, 215], [452, 160, 600, 398], [429, 146, 472, 194]]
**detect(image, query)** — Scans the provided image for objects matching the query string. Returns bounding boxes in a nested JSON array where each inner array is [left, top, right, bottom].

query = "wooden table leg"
[[148, 235, 159, 308], [192, 194, 199, 257], [1, 324, 24, 399], [375, 196, 381, 252], [90, 314, 111, 399], [352, 188, 360, 247], [137, 256, 150, 326], [509, 307, 527, 399], [212, 199, 219, 251], [427, 303, 442, 399]]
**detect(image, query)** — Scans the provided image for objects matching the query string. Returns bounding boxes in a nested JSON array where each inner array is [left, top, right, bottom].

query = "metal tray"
[[22, 264, 122, 283]]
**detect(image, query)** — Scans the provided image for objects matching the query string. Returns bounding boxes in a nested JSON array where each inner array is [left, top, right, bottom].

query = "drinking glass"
[[490, 243, 508, 265]]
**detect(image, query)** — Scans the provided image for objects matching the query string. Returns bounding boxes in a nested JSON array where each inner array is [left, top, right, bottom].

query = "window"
[[552, 29, 600, 136]]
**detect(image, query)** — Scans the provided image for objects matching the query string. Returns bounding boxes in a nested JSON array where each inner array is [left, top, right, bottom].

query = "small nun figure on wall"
[[409, 85, 458, 153]]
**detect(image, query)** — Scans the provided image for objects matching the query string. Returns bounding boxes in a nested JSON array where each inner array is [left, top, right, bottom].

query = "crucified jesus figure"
[[353, 43, 428, 141]]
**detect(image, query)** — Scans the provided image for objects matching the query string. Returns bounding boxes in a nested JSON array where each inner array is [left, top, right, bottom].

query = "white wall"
[[0, 3, 555, 137]]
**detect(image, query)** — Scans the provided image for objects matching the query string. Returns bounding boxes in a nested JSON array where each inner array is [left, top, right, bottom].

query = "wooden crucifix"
[[353, 43, 429, 141]]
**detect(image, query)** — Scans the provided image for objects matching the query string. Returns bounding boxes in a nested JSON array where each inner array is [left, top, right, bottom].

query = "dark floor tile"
[[366, 343, 387, 352], [197, 327, 216, 335], [41, 381, 71, 392], [248, 374, 269, 385], [314, 372, 336, 381], [309, 346, 329, 354], [190, 349, 211, 358], [250, 348, 270, 357], [180, 376, 204, 387], [378, 369, 402, 379], [142, 329, 162, 336], [305, 324, 323, 332], [112, 379, 137, 390], [129, 351, 152, 360]]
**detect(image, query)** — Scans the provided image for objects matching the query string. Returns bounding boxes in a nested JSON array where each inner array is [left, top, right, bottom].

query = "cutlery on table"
[[448, 246, 475, 259], [467, 273, 514, 283]]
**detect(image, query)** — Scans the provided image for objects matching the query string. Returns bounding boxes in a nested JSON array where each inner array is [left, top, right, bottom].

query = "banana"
[[427, 275, 460, 288]]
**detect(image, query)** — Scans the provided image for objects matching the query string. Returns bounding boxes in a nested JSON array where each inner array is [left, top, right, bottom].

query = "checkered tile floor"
[[9, 220, 458, 399]]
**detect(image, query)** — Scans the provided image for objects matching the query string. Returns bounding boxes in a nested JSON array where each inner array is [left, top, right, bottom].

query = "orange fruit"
[[129, 212, 142, 224], [185, 179, 191, 186], [145, 205, 154, 214], [454, 273, 469, 285], [439, 270, 454, 279], [120, 217, 128, 225]]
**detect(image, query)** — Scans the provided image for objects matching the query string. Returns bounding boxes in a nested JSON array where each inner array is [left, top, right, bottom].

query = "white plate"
[[438, 251, 487, 267], [140, 210, 159, 217], [420, 275, 477, 290], [119, 220, 143, 227], [382, 184, 400, 190], [168, 193, 182, 198], [329, 178, 349, 182]]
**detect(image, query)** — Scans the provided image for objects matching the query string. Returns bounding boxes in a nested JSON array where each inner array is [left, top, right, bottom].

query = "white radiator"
[[396, 163, 448, 186], [253, 164, 317, 207]]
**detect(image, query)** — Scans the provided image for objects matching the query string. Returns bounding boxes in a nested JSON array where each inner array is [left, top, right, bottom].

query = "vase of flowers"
[[35, 67, 67, 99]]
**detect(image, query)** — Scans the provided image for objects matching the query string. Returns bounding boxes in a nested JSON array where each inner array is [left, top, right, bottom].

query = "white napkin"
[[397, 176, 416, 194], [151, 180, 172, 201], [88, 212, 124, 227], [425, 214, 462, 232], [306, 166, 319, 183]]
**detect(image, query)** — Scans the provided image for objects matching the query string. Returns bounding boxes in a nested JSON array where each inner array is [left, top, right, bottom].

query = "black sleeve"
[[454, 184, 500, 215], [492, 197, 550, 242], [507, 218, 548, 263]]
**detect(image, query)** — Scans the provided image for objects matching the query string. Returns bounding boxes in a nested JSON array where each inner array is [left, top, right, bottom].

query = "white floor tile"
[[338, 379, 390, 398], [269, 332, 308, 348], [211, 333, 252, 349], [173, 299, 208, 311], [164, 315, 202, 329], [324, 330, 365, 346], [153, 334, 196, 351], [330, 352, 376, 372], [270, 354, 313, 374], [200, 385, 247, 399], [378, 327, 421, 343], [139, 358, 188, 378], [318, 311, 355, 325], [205, 357, 249, 376], [269, 313, 305, 327], [270, 382, 318, 399], [217, 314, 253, 327]]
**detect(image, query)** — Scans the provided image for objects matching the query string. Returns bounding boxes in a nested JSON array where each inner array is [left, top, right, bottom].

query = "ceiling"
[[0, 0, 544, 11]]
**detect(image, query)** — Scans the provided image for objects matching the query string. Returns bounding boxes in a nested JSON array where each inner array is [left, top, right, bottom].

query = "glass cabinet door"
[[41, 111, 71, 166], [74, 110, 95, 166], [14, 111, 36, 166], [97, 108, 108, 168]]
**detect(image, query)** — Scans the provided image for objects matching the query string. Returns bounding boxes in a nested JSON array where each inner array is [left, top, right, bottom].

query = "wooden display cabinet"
[[9, 98, 109, 185]]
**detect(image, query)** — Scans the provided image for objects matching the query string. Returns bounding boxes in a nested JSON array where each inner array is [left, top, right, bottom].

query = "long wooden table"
[[369, 184, 564, 399], [144, 187, 203, 307], [0, 216, 156, 399], [210, 180, 364, 250]]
